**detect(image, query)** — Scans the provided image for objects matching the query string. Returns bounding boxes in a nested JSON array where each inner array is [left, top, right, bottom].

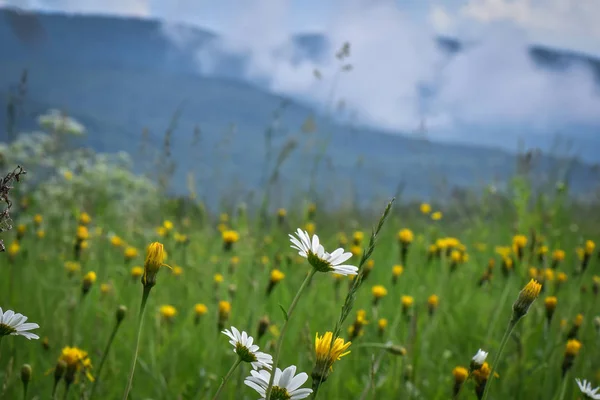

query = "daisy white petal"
[[221, 326, 272, 370], [0, 309, 40, 340], [576, 378, 600, 399], [289, 229, 357, 275], [244, 365, 312, 399]]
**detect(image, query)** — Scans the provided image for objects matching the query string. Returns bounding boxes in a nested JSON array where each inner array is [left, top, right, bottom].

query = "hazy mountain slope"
[[0, 8, 598, 204]]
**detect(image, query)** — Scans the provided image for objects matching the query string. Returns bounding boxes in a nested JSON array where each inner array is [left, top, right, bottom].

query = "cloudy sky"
[[2, 0, 600, 148], [3, 0, 600, 55]]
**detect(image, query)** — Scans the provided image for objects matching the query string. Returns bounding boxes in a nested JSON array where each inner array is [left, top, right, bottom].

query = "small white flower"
[[222, 326, 272, 370], [289, 229, 358, 276], [576, 378, 600, 399], [471, 349, 488, 369], [0, 308, 40, 340], [244, 365, 313, 400]]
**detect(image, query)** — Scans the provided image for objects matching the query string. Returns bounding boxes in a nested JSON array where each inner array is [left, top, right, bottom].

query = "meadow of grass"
[[0, 114, 598, 400]]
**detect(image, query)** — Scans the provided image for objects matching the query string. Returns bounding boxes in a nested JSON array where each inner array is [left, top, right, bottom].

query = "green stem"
[[62, 383, 70, 400], [265, 268, 317, 400], [211, 358, 242, 400], [481, 318, 518, 400], [556, 374, 569, 400], [89, 321, 121, 400], [121, 286, 152, 400]]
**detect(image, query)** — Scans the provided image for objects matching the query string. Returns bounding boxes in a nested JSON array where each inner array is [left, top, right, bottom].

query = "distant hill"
[[0, 8, 598, 205]]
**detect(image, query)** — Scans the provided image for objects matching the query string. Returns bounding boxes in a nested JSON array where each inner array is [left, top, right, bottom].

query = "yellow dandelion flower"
[[195, 303, 208, 316], [33, 214, 43, 225], [372, 285, 388, 299], [100, 283, 112, 295], [270, 269, 285, 283], [214, 273, 224, 284], [36, 229, 45, 239], [76, 226, 89, 241], [398, 229, 414, 244], [79, 212, 91, 225], [585, 240, 596, 255], [512, 279, 542, 320], [124, 246, 138, 261], [305, 221, 316, 235], [350, 245, 361, 257], [172, 266, 183, 276], [142, 242, 169, 288], [453, 366, 469, 384], [110, 235, 124, 247], [401, 295, 414, 313], [312, 332, 351, 382], [552, 249, 565, 262], [420, 203, 431, 214], [63, 170, 73, 180], [58, 346, 94, 382], [130, 266, 143, 279], [378, 318, 388, 330], [392, 265, 404, 277], [8, 241, 20, 257], [163, 220, 174, 231], [431, 211, 442, 221], [82, 271, 97, 295], [352, 231, 364, 245], [557, 272, 568, 283], [565, 339, 582, 356], [159, 305, 177, 320], [222, 230, 240, 251]]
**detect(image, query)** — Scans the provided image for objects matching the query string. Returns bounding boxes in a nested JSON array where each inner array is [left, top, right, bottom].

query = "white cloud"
[[0, 0, 150, 17], [162, 0, 600, 141], [430, 5, 455, 35], [3, 0, 600, 148], [460, 0, 600, 53]]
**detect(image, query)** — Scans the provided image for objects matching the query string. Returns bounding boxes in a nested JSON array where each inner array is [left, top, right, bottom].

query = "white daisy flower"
[[471, 349, 488, 370], [222, 326, 272, 370], [289, 229, 358, 276], [244, 365, 313, 400], [0, 308, 40, 340], [576, 378, 600, 399]]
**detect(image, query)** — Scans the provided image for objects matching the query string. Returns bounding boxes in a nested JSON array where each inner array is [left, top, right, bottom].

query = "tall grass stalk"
[[211, 358, 242, 400], [121, 286, 152, 400], [313, 198, 395, 399], [264, 268, 317, 400], [481, 318, 518, 400]]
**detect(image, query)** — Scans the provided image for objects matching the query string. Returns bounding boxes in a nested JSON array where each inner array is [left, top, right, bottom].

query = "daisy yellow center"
[[270, 386, 291, 400], [307, 251, 332, 272], [235, 342, 257, 363], [0, 323, 17, 336]]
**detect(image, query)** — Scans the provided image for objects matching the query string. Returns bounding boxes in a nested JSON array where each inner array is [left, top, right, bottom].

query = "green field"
[[0, 121, 598, 400]]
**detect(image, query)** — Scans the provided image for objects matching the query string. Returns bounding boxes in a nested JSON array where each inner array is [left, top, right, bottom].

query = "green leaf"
[[279, 304, 288, 321]]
